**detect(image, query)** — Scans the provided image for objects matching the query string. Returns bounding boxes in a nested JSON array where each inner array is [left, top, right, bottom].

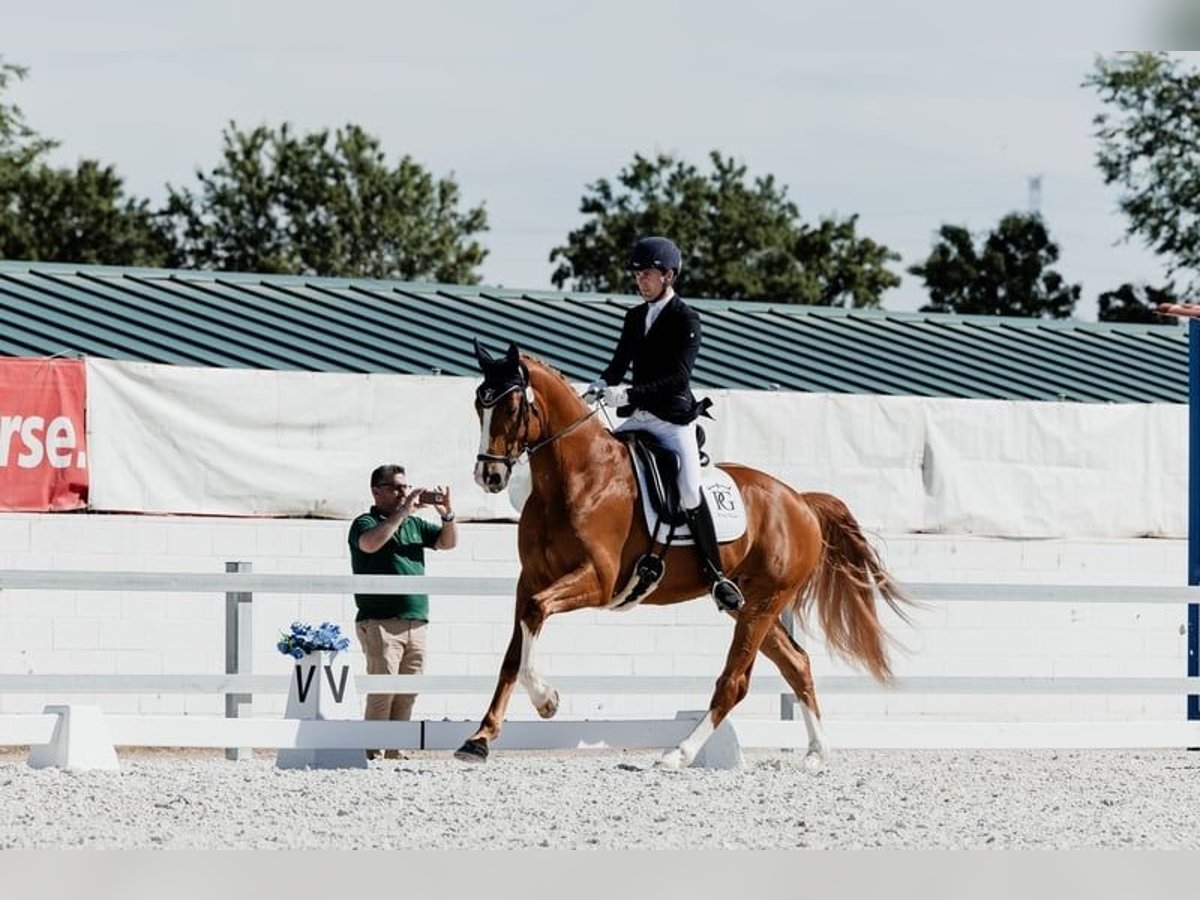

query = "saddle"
[[608, 429, 748, 611], [617, 428, 709, 526]]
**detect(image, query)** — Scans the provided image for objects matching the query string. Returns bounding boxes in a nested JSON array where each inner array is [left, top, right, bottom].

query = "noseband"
[[476, 377, 598, 472]]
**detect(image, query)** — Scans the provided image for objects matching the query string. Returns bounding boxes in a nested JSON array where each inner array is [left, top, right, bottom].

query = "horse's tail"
[[795, 491, 913, 683]]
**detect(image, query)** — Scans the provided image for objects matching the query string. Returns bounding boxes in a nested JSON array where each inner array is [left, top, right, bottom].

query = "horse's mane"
[[520, 354, 570, 386], [521, 355, 583, 402], [519, 353, 600, 430]]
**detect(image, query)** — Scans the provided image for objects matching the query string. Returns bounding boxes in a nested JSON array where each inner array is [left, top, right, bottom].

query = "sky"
[[4, 1, 1187, 320]]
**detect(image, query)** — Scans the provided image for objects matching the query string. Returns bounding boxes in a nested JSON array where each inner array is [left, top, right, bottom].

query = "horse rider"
[[585, 236, 744, 613]]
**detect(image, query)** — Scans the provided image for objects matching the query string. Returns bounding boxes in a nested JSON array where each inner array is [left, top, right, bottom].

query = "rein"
[[526, 405, 600, 458]]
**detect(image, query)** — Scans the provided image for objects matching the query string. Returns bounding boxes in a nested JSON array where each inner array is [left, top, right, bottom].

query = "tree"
[[0, 57, 171, 266], [549, 151, 900, 306], [1086, 52, 1200, 294], [1096, 282, 1176, 324], [908, 213, 1081, 318], [0, 159, 173, 266], [0, 58, 51, 165], [164, 122, 489, 282]]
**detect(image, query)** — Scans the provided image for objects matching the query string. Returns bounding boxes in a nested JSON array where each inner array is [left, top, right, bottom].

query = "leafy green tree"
[[1086, 52, 1200, 293], [0, 58, 50, 165], [1096, 282, 1176, 324], [550, 151, 900, 306], [0, 57, 171, 266], [908, 213, 1081, 318], [164, 122, 488, 282], [0, 159, 172, 266]]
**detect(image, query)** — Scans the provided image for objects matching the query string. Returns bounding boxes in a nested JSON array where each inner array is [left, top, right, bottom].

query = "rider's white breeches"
[[615, 410, 702, 509]]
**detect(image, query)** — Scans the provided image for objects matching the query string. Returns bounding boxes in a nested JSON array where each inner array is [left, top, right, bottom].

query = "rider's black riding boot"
[[683, 499, 744, 612]]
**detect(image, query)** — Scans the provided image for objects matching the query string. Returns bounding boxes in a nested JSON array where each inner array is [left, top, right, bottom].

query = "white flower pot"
[[277, 649, 367, 770]]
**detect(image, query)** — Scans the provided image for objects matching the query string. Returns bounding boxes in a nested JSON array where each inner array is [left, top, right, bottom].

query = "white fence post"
[[779, 609, 797, 722], [224, 561, 253, 760]]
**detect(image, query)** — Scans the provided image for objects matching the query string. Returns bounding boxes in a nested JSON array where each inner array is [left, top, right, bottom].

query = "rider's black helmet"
[[627, 236, 682, 277]]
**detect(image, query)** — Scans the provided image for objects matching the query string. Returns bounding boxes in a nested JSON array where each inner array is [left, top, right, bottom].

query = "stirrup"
[[711, 577, 744, 612]]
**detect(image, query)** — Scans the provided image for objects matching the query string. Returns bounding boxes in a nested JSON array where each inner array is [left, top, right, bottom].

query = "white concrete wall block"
[[0, 648, 35, 670], [163, 523, 212, 558], [1140, 627, 1190, 663], [115, 649, 166, 673], [118, 594, 167, 623], [155, 554, 221, 573], [162, 596, 223, 626], [467, 524, 520, 562], [256, 524, 306, 560], [166, 648, 221, 675], [52, 619, 100, 651], [0, 618, 52, 650], [434, 597, 510, 625], [98, 620, 147, 651], [297, 524, 345, 562], [631, 655, 677, 676], [182, 695, 225, 716], [0, 695, 44, 714], [539, 654, 633, 676], [23, 592, 77, 619], [652, 625, 732, 656], [128, 523, 170, 556], [136, 694, 187, 715], [0, 516, 31, 551], [26, 648, 116, 675], [445, 622, 499, 653], [77, 591, 124, 619], [460, 654, 504, 676]]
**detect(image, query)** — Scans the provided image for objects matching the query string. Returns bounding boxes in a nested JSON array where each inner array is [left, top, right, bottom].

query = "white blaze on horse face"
[[474, 407, 511, 492], [473, 407, 493, 489]]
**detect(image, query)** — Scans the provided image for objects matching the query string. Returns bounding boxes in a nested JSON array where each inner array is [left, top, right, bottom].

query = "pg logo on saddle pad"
[[630, 455, 748, 545]]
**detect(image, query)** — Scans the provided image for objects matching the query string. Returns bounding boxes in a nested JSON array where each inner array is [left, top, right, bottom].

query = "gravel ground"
[[2, 746, 1199, 849]]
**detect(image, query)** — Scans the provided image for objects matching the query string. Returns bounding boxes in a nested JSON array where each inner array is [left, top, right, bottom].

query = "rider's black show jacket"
[[600, 294, 702, 425]]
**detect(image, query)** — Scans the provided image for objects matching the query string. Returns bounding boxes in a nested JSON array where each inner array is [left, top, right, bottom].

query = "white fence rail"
[[1, 568, 1199, 757]]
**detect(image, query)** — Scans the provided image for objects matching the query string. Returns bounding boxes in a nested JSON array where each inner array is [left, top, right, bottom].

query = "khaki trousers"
[[355, 618, 428, 724]]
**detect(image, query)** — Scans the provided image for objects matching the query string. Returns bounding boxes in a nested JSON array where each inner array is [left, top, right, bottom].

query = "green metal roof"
[[0, 260, 1189, 403]]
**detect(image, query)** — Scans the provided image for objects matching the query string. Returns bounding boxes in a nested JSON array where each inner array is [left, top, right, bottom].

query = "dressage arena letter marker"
[[295, 664, 317, 703], [292, 663, 349, 704], [324, 664, 349, 703], [278, 653, 366, 770]]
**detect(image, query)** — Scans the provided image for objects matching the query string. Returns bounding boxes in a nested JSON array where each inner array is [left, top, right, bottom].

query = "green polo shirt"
[[348, 509, 443, 622]]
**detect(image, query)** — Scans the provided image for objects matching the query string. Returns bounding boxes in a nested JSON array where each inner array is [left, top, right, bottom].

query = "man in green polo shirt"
[[349, 463, 457, 759]]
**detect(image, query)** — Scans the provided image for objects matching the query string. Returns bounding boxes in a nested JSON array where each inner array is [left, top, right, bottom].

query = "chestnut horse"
[[458, 341, 911, 770]]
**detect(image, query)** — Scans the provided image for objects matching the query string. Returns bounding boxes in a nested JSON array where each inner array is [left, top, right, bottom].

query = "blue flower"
[[276, 620, 352, 657]]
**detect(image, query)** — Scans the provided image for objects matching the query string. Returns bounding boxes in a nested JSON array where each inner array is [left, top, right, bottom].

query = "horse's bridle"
[[475, 375, 599, 473]]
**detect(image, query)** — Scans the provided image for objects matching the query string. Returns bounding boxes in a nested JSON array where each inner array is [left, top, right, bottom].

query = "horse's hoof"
[[536, 689, 559, 719], [802, 750, 825, 772], [454, 738, 489, 763], [655, 748, 687, 771]]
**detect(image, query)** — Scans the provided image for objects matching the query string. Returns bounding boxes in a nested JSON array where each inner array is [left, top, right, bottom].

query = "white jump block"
[[277, 651, 368, 770], [28, 704, 120, 771], [676, 710, 743, 770]]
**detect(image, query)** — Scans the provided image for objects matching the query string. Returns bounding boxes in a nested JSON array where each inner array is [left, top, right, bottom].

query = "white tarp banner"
[[85, 358, 1188, 537], [86, 360, 511, 520]]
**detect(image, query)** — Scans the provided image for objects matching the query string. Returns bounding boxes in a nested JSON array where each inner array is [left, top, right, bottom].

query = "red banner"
[[0, 358, 88, 511]]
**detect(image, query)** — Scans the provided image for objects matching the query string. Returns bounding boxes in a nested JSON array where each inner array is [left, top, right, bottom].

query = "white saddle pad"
[[630, 452, 747, 545]]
